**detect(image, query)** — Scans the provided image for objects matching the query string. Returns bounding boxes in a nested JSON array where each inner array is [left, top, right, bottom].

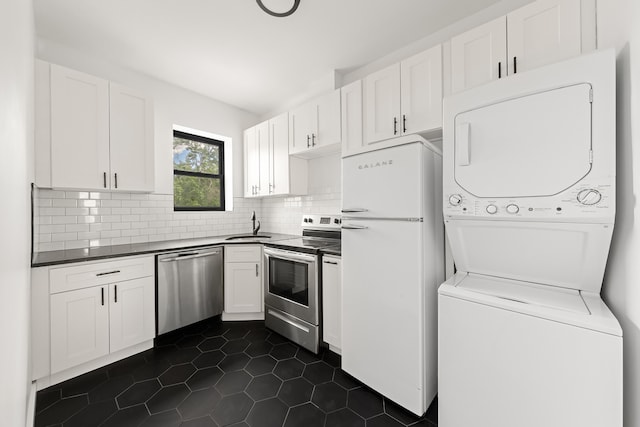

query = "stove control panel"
[[302, 214, 342, 230]]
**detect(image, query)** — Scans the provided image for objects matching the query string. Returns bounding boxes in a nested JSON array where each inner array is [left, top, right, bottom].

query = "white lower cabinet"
[[322, 255, 342, 353], [50, 286, 110, 373], [108, 278, 156, 353], [223, 245, 264, 320], [33, 256, 155, 388]]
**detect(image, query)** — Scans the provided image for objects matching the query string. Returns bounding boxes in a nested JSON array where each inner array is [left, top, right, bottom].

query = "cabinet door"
[[109, 83, 154, 192], [450, 16, 507, 93], [269, 112, 290, 196], [314, 89, 341, 148], [322, 256, 342, 352], [507, 0, 581, 75], [50, 286, 109, 373], [50, 64, 110, 190], [256, 120, 270, 196], [244, 127, 259, 197], [225, 262, 263, 313], [401, 44, 443, 134], [289, 102, 312, 155], [109, 277, 155, 353], [341, 80, 363, 157], [364, 63, 401, 144]]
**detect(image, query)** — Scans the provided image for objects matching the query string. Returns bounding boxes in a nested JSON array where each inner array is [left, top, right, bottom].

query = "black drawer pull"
[[96, 270, 120, 277], [101, 287, 104, 306]]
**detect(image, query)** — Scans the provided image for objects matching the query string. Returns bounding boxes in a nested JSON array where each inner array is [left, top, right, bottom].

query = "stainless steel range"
[[263, 214, 341, 353]]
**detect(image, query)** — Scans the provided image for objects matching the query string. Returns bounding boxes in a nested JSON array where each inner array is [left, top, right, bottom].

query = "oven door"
[[264, 247, 318, 325]]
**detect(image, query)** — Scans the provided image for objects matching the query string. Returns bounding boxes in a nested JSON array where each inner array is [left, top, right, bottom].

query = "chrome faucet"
[[251, 211, 261, 235]]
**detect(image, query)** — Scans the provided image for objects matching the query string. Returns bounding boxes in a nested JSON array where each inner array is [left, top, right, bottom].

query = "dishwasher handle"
[[159, 249, 222, 263]]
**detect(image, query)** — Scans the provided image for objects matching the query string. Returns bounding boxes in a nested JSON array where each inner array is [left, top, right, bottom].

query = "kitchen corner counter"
[[31, 233, 297, 267]]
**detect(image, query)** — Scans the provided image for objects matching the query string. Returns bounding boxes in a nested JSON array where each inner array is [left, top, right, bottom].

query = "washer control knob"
[[449, 194, 463, 206], [577, 189, 602, 205], [486, 204, 498, 214], [506, 204, 519, 214]]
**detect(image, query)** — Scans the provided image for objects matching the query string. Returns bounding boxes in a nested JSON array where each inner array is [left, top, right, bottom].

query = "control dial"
[[506, 204, 519, 214], [449, 194, 463, 206], [577, 189, 602, 206], [486, 204, 498, 214]]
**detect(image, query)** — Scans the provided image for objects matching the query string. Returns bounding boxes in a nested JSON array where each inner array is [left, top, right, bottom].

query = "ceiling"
[[34, 0, 505, 116]]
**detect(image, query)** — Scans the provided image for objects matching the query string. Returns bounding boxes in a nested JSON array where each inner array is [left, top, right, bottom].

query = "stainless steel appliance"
[[156, 246, 224, 335], [264, 214, 341, 353]]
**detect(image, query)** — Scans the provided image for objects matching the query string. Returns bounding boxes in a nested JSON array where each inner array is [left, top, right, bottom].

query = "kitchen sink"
[[224, 234, 271, 240]]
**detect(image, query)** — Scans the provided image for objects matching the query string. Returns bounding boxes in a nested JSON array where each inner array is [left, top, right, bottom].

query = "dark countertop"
[[32, 233, 298, 267]]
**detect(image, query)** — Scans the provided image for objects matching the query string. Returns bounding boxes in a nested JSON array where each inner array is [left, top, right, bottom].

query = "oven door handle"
[[264, 247, 316, 264]]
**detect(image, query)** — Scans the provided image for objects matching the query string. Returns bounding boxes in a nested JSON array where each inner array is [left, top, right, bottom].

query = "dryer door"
[[454, 83, 592, 198]]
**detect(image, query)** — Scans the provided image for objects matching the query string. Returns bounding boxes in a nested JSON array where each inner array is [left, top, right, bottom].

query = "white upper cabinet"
[[109, 83, 155, 192], [289, 89, 341, 158], [364, 44, 443, 145], [364, 63, 401, 144], [451, 0, 587, 93], [451, 17, 507, 94], [244, 112, 307, 198], [38, 62, 155, 192], [400, 45, 443, 136], [244, 126, 259, 197], [340, 80, 364, 157], [50, 64, 111, 190], [507, 0, 582, 74]]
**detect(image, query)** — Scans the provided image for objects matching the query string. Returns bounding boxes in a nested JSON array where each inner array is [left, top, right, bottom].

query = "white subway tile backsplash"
[[51, 216, 78, 225], [34, 190, 340, 251], [65, 208, 90, 216], [52, 232, 78, 242]]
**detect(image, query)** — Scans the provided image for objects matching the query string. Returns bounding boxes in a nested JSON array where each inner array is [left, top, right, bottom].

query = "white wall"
[[0, 0, 33, 425], [597, 2, 640, 426]]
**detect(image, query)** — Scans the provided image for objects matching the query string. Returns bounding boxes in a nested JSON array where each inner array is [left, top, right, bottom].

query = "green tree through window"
[[173, 130, 225, 210]]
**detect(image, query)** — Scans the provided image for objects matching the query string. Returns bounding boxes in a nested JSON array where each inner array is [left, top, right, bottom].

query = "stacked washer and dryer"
[[438, 49, 623, 426]]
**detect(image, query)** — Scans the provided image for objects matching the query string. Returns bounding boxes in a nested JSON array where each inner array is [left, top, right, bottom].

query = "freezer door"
[[341, 219, 437, 415], [454, 83, 592, 198], [342, 142, 425, 218]]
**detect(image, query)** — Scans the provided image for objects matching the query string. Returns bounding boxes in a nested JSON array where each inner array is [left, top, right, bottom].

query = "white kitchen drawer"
[[225, 245, 262, 263], [50, 256, 154, 294]]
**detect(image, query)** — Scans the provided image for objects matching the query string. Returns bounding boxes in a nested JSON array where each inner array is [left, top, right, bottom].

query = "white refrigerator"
[[341, 137, 444, 415]]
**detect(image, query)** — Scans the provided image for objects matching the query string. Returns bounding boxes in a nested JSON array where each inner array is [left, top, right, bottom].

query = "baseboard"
[[26, 381, 36, 427], [222, 311, 265, 321]]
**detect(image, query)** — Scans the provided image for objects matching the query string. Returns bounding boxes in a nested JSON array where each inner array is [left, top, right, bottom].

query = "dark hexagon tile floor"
[[34, 318, 438, 426]]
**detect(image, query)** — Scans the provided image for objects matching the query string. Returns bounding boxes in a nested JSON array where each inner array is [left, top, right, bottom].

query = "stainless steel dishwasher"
[[156, 246, 223, 335]]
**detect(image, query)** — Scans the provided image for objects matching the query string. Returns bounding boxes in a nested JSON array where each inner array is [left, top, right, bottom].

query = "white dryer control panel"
[[444, 181, 614, 221]]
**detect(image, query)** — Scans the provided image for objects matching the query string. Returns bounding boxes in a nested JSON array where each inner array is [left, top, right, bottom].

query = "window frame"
[[173, 129, 226, 212]]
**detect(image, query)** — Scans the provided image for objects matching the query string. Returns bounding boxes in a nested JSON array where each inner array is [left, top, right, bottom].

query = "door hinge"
[[589, 149, 593, 164], [589, 88, 593, 103]]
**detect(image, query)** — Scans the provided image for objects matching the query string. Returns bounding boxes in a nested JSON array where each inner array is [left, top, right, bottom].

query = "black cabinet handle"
[[114, 173, 118, 189], [101, 287, 104, 306], [103, 172, 107, 188], [311, 133, 316, 146], [96, 270, 120, 277], [402, 115, 407, 133], [393, 117, 398, 135], [306, 135, 310, 148], [255, 264, 259, 277], [114, 285, 118, 303], [498, 62, 502, 78], [513, 56, 517, 74]]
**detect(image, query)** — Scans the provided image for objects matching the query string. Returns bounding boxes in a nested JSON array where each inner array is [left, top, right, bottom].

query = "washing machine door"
[[454, 83, 592, 198]]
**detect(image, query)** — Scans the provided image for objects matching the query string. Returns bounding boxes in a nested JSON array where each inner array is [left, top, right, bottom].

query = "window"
[[173, 130, 225, 211]]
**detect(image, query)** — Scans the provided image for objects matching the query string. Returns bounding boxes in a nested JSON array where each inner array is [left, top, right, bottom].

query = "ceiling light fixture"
[[256, 0, 300, 17]]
